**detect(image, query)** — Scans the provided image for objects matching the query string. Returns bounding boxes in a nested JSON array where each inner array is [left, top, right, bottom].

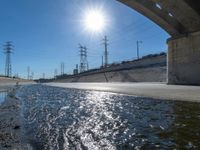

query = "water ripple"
[[17, 85, 200, 150]]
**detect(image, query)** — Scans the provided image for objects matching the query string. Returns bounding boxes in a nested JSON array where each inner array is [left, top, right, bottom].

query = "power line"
[[110, 23, 155, 45], [111, 19, 150, 38], [3, 41, 13, 77]]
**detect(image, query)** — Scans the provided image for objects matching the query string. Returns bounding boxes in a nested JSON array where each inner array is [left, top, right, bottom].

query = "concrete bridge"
[[118, 0, 200, 85]]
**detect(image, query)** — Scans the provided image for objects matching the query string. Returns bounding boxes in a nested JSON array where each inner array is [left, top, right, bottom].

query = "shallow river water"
[[0, 91, 7, 105], [17, 85, 200, 150]]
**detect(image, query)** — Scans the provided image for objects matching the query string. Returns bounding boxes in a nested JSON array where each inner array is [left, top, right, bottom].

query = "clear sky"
[[0, 0, 169, 79]]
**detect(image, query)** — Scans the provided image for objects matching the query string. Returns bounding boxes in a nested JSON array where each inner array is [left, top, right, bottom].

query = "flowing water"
[[17, 85, 200, 150], [0, 91, 7, 105]]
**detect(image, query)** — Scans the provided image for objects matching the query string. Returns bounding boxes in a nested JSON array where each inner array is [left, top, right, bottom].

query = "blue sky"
[[0, 0, 169, 79]]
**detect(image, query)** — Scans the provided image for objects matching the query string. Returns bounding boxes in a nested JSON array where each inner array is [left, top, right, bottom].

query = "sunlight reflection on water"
[[17, 85, 200, 150], [0, 91, 7, 105]]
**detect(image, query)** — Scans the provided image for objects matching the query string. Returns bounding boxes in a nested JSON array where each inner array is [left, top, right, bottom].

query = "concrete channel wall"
[[0, 77, 34, 89], [56, 55, 167, 83]]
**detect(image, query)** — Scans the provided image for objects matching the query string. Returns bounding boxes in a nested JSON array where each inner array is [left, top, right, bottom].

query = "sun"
[[83, 9, 106, 33]]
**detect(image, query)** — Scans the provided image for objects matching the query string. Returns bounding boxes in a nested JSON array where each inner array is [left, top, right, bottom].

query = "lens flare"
[[83, 9, 106, 33]]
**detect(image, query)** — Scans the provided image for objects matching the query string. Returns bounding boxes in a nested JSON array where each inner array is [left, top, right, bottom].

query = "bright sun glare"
[[83, 9, 106, 33]]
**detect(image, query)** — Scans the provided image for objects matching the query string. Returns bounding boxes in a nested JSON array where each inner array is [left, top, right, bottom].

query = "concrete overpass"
[[118, 0, 200, 85]]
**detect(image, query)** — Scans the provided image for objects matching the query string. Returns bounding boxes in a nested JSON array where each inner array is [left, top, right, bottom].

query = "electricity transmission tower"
[[3, 42, 13, 77], [136, 41, 143, 59], [79, 45, 88, 73], [103, 36, 109, 67]]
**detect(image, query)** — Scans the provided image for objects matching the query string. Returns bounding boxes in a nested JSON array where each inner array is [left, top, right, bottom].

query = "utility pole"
[[31, 72, 34, 80], [136, 41, 142, 59], [43, 73, 45, 79], [61, 62, 64, 75], [54, 69, 58, 78], [79, 44, 88, 73], [3, 42, 13, 77], [102, 56, 104, 67], [15, 73, 19, 78], [84, 46, 89, 71], [103, 36, 109, 67], [27, 66, 30, 80]]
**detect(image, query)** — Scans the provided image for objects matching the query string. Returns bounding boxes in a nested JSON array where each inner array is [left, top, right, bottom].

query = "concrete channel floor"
[[46, 82, 200, 102]]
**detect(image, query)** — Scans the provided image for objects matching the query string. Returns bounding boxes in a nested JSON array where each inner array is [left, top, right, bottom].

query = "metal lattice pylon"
[[79, 44, 88, 73], [3, 42, 13, 77]]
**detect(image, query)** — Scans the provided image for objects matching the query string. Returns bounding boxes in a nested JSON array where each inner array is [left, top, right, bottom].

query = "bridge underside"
[[118, 0, 200, 85]]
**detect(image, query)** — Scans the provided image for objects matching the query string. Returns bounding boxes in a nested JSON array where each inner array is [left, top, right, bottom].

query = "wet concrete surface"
[[46, 82, 200, 102], [0, 87, 31, 150]]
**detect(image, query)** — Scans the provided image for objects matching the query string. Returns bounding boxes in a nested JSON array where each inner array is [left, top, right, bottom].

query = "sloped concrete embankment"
[[59, 66, 166, 83], [56, 54, 167, 83], [0, 87, 32, 150]]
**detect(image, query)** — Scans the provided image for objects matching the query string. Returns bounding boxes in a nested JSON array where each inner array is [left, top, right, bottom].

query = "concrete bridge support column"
[[167, 31, 200, 85]]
